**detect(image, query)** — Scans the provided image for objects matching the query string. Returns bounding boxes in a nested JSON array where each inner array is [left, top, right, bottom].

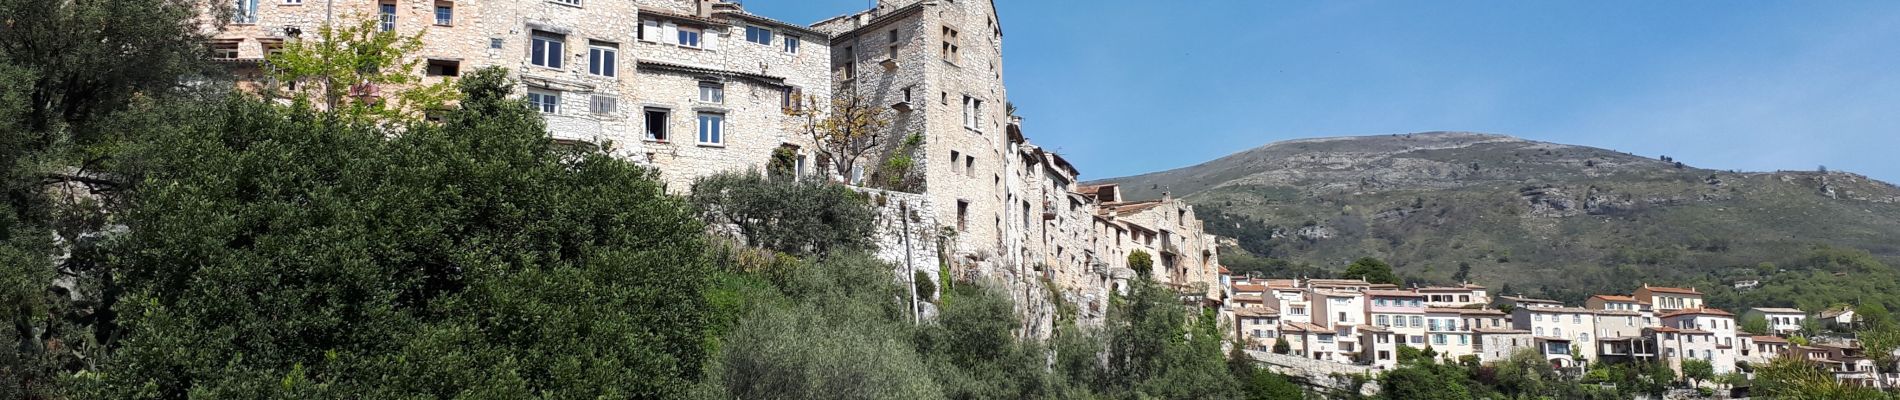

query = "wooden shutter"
[[640, 20, 660, 42], [662, 22, 679, 45], [703, 28, 720, 51]]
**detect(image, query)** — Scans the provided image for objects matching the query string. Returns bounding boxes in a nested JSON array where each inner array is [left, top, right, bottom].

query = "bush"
[[691, 171, 877, 257], [95, 69, 715, 397]]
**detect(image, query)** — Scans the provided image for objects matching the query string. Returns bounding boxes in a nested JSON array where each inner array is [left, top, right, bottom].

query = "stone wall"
[[1245, 349, 1383, 397]]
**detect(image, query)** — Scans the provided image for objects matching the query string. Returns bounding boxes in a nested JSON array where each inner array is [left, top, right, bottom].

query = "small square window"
[[644, 108, 669, 141], [527, 90, 559, 114], [745, 25, 773, 45], [588, 41, 617, 77], [434, 2, 453, 25], [490, 38, 504, 49], [530, 31, 565, 69], [698, 82, 723, 103], [783, 36, 800, 53], [678, 27, 703, 48], [589, 95, 616, 114]]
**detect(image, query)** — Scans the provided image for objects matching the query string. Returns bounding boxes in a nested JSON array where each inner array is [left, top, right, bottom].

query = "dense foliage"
[[690, 172, 877, 257], [88, 69, 718, 397]]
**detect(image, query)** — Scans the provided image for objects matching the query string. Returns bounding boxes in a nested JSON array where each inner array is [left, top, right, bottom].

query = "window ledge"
[[644, 138, 670, 144], [547, 0, 582, 8], [696, 142, 726, 148], [435, 23, 453, 27]]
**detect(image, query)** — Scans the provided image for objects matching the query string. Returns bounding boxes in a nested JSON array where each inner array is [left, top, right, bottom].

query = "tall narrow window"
[[379, 2, 396, 31], [957, 201, 970, 231], [941, 26, 959, 62], [527, 90, 559, 114], [531, 31, 564, 69], [949, 151, 961, 175], [643, 108, 669, 141], [696, 113, 724, 145], [588, 41, 617, 77], [234, 0, 260, 23], [434, 2, 453, 25], [698, 82, 723, 103]]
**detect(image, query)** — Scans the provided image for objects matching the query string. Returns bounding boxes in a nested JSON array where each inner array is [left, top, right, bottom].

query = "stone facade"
[[203, 0, 1228, 336], [204, 0, 834, 192]]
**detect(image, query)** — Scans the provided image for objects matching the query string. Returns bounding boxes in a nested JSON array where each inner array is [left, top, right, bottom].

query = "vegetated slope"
[[1094, 132, 1900, 309]]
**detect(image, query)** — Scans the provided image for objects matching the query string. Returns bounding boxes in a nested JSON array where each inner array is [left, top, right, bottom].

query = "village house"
[[1585, 294, 1649, 312], [1745, 307, 1808, 335], [1497, 295, 1565, 310], [1634, 285, 1704, 312], [1235, 307, 1281, 350], [1425, 308, 1478, 362], [1474, 328, 1536, 363], [1365, 290, 1428, 348], [1512, 306, 1599, 367], [1311, 290, 1367, 329], [1417, 284, 1489, 308], [1659, 308, 1738, 374], [1651, 326, 1719, 377], [1740, 335, 1789, 364], [1360, 325, 1400, 369]]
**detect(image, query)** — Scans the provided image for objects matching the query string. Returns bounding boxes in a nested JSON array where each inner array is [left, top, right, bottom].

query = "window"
[[1459, 335, 1469, 345], [425, 59, 460, 76], [211, 41, 240, 59], [379, 3, 396, 31], [490, 38, 504, 49], [783, 35, 800, 53], [1292, 306, 1307, 316], [1535, 327, 1545, 336], [962, 96, 983, 130], [284, 0, 301, 4], [434, 2, 453, 25], [1573, 315, 1582, 324], [696, 112, 723, 145], [963, 155, 975, 177], [678, 26, 703, 48], [643, 109, 668, 141], [940, 26, 959, 62], [1376, 315, 1390, 327], [1433, 334, 1447, 345], [1579, 333, 1590, 343], [745, 25, 772, 45], [956, 201, 970, 231], [531, 31, 564, 69], [1534, 314, 1543, 322], [551, 0, 579, 5], [588, 41, 617, 77], [1410, 316, 1422, 327], [233, 0, 260, 23], [527, 90, 559, 114], [1553, 328, 1563, 337], [698, 82, 724, 103], [949, 151, 961, 175], [841, 46, 856, 79], [589, 95, 616, 114]]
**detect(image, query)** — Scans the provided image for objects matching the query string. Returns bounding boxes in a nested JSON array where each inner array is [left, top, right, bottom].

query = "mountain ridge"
[[1092, 131, 1900, 309]]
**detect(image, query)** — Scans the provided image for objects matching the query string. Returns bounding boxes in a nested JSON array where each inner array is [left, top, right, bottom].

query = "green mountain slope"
[[1094, 132, 1900, 310]]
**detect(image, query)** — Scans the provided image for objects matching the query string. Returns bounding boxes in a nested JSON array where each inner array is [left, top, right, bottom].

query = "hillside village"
[[191, 0, 1900, 397], [204, 0, 1224, 332], [1219, 273, 1899, 390]]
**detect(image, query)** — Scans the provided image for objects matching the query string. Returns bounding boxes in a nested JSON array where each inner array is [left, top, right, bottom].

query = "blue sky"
[[747, 0, 1900, 183]]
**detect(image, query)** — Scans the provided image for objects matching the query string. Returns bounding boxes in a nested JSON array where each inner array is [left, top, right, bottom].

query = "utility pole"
[[902, 201, 919, 325]]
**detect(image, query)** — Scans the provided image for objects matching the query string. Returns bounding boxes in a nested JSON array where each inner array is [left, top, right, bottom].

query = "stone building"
[[203, 0, 834, 190], [202, 0, 1228, 335]]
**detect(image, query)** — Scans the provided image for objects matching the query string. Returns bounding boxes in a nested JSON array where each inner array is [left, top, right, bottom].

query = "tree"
[[1681, 359, 1714, 387], [1452, 262, 1472, 283], [266, 17, 458, 121], [1343, 257, 1400, 285], [788, 88, 891, 184], [93, 69, 717, 397], [689, 171, 878, 257], [1103, 278, 1239, 398], [1753, 355, 1889, 399], [1859, 302, 1895, 332], [1272, 337, 1291, 355], [1741, 314, 1770, 335], [1128, 250, 1155, 278], [1380, 364, 1469, 400], [2, 0, 209, 395]]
